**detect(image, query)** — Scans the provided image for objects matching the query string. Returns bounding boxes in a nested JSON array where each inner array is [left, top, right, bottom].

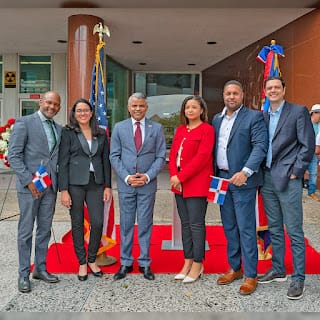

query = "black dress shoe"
[[18, 277, 31, 293], [78, 274, 88, 281], [32, 270, 59, 283], [113, 265, 133, 280], [139, 266, 155, 280], [87, 264, 103, 277]]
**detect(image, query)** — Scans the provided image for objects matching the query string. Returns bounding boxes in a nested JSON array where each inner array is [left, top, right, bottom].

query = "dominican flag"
[[207, 176, 229, 205], [32, 164, 52, 192], [256, 40, 285, 112], [87, 37, 116, 253]]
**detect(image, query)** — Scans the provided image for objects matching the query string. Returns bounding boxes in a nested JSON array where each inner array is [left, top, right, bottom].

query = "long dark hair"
[[180, 95, 208, 125], [67, 98, 101, 136]]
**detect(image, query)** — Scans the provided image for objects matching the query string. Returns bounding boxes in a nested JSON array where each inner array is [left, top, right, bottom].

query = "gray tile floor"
[[1, 167, 320, 312]]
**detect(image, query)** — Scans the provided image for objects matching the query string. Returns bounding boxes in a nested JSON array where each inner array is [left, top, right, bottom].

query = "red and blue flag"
[[207, 176, 229, 205], [32, 164, 52, 192], [256, 39, 285, 112]]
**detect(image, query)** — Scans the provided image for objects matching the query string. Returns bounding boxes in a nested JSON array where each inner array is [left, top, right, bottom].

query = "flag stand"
[[161, 195, 209, 251]]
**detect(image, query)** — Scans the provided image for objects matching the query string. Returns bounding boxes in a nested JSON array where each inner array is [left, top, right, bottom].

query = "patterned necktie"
[[134, 121, 142, 151], [46, 119, 57, 151]]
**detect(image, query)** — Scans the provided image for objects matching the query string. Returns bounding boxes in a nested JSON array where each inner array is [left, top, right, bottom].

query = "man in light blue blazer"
[[8, 91, 62, 293], [212, 80, 268, 295], [110, 92, 166, 280], [258, 76, 315, 300]]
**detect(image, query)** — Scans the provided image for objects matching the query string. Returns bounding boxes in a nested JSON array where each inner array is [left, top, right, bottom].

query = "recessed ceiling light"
[[207, 41, 217, 45], [132, 41, 143, 44], [188, 63, 196, 66], [57, 40, 67, 43], [139, 62, 146, 65]]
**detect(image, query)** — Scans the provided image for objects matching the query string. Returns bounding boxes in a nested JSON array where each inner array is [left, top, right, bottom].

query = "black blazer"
[[58, 126, 111, 191]]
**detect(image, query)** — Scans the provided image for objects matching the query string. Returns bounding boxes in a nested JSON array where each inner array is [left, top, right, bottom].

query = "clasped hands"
[[170, 175, 182, 192], [128, 173, 148, 187]]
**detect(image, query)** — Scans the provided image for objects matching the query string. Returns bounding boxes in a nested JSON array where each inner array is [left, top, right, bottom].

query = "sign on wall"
[[4, 71, 16, 88]]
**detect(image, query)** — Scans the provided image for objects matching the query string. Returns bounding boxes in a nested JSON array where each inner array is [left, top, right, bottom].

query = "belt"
[[219, 169, 229, 173], [264, 167, 271, 172]]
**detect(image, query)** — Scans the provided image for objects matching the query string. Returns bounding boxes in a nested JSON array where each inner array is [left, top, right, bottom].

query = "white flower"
[[0, 140, 7, 152]]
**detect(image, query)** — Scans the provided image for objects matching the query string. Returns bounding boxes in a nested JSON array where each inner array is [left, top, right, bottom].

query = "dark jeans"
[[175, 195, 207, 263], [69, 173, 104, 265]]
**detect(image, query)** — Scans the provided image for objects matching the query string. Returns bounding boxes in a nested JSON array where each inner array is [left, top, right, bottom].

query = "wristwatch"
[[242, 170, 250, 178]]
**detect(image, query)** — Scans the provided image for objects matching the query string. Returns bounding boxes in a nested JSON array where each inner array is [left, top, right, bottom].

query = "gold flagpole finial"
[[93, 22, 110, 42]]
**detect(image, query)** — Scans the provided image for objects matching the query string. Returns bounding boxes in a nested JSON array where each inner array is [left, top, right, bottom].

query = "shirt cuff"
[[242, 167, 254, 177]]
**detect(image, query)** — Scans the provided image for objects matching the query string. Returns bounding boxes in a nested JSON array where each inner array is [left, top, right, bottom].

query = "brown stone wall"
[[202, 9, 320, 188]]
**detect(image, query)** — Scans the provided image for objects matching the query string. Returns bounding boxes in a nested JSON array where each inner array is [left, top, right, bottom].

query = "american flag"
[[85, 39, 116, 253], [89, 41, 108, 130], [207, 176, 229, 205]]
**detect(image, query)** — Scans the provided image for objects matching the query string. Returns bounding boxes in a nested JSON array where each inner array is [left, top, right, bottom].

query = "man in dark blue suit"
[[258, 76, 315, 300], [212, 80, 268, 295]]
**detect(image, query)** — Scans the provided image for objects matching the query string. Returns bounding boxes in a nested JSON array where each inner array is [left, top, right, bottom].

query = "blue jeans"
[[307, 154, 318, 195], [261, 171, 305, 282]]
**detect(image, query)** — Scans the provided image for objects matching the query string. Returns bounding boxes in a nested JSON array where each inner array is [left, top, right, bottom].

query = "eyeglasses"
[[75, 109, 91, 114]]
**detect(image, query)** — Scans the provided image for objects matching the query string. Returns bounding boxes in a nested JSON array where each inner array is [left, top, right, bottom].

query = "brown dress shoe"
[[239, 277, 258, 295], [308, 193, 320, 201], [217, 269, 243, 285]]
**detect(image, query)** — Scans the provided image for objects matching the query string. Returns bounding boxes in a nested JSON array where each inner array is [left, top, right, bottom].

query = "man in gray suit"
[[258, 76, 315, 300], [8, 91, 62, 293], [110, 92, 166, 280]]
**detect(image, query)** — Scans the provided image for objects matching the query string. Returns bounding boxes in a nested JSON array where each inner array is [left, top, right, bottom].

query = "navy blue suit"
[[212, 106, 268, 277]]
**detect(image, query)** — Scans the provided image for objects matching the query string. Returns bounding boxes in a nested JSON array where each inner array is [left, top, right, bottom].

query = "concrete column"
[[67, 14, 103, 115]]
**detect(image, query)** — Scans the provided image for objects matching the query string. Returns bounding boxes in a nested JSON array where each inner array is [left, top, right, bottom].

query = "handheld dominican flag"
[[32, 164, 52, 192], [207, 176, 229, 205], [86, 34, 116, 254], [256, 39, 285, 112]]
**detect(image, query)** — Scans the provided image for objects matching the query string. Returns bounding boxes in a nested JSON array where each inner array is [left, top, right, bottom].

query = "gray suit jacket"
[[110, 118, 166, 194], [8, 112, 61, 193], [263, 101, 315, 192], [212, 106, 268, 190]]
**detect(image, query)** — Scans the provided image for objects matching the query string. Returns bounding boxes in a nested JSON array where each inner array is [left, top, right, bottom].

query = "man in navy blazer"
[[8, 91, 62, 293], [258, 76, 315, 300], [110, 92, 166, 280], [212, 80, 268, 295]]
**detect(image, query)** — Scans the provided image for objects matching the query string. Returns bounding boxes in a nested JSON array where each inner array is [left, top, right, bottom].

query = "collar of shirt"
[[131, 117, 146, 127], [38, 110, 52, 123], [267, 100, 285, 115], [220, 105, 243, 119]]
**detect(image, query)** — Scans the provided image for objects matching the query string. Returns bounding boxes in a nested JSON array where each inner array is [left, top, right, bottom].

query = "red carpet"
[[45, 225, 320, 274]]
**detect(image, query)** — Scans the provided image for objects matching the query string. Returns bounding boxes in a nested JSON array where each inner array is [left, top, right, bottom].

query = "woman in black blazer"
[[58, 98, 112, 281]]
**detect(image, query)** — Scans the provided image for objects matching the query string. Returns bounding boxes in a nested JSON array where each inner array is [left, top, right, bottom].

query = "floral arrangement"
[[0, 118, 16, 167]]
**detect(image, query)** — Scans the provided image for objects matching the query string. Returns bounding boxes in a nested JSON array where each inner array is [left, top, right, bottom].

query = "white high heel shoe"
[[182, 266, 204, 283], [174, 273, 187, 280]]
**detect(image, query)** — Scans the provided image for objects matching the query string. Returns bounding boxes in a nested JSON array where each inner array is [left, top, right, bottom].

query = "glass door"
[[20, 99, 39, 116]]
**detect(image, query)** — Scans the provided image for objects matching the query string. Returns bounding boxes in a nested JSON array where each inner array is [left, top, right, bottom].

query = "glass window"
[[19, 56, 51, 93], [107, 58, 130, 132], [0, 55, 2, 94], [134, 72, 200, 148]]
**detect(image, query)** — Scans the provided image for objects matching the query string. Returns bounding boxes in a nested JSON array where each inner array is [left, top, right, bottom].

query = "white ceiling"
[[0, 1, 318, 71]]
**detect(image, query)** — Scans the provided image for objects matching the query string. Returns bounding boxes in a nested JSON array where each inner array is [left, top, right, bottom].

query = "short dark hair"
[[180, 95, 208, 125], [223, 80, 243, 91], [67, 98, 101, 136], [264, 76, 286, 88]]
